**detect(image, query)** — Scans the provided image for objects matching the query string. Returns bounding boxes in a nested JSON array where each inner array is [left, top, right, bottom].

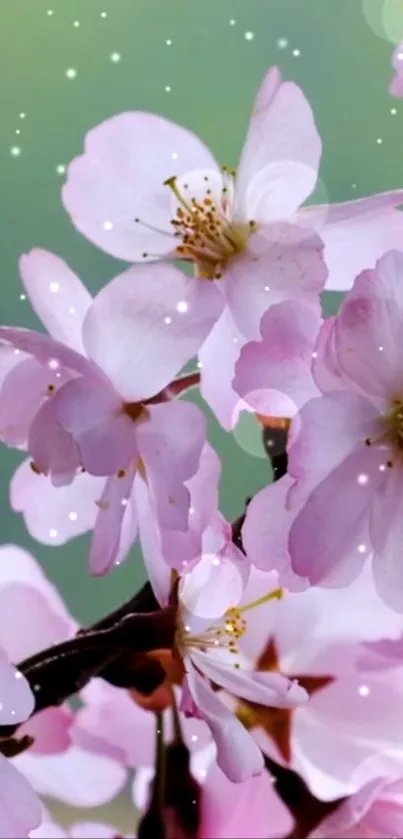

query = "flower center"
[[164, 169, 257, 280], [364, 396, 403, 468], [176, 588, 284, 664]]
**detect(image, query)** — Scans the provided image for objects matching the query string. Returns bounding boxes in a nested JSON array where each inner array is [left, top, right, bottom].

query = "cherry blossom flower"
[[0, 544, 127, 811], [311, 775, 403, 838], [228, 564, 403, 801], [0, 249, 220, 573], [390, 42, 403, 97], [287, 250, 403, 609]]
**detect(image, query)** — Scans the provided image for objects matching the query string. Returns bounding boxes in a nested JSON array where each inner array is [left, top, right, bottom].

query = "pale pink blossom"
[[0, 249, 219, 573], [312, 776, 403, 838], [287, 250, 403, 609], [0, 544, 127, 808], [229, 564, 403, 801], [390, 42, 403, 97]]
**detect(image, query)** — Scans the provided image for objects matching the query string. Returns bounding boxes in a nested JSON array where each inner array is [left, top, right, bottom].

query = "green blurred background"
[[1, 0, 403, 831]]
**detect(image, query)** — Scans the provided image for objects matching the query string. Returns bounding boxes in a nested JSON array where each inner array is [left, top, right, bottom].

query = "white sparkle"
[[191, 735, 198, 742], [48, 358, 59, 370], [200, 769, 207, 778], [56, 164, 66, 175], [357, 473, 369, 485], [103, 220, 113, 230], [73, 20, 80, 27], [358, 685, 370, 697], [172, 152, 178, 160], [185, 625, 191, 632], [244, 31, 254, 40], [10, 710, 15, 716], [101, 11, 107, 18], [121, 498, 128, 507], [176, 300, 188, 313], [379, 463, 386, 472], [397, 52, 403, 61], [15, 129, 21, 135], [376, 138, 383, 144], [65, 68, 77, 79], [277, 37, 288, 49], [189, 506, 195, 515], [196, 360, 203, 369], [49, 282, 59, 293], [391, 108, 397, 115], [293, 48, 301, 56], [352, 183, 357, 189], [49, 528, 58, 539], [19, 293, 26, 301], [165, 85, 171, 92], [164, 316, 172, 324], [166, 38, 172, 45], [14, 671, 23, 680], [47, 9, 54, 15], [378, 345, 384, 351], [229, 18, 236, 26], [312, 351, 318, 358], [358, 544, 367, 554], [10, 146, 21, 157], [110, 52, 122, 63], [264, 285, 270, 291], [233, 337, 239, 343], [212, 557, 220, 566], [14, 350, 20, 356], [19, 112, 26, 119], [69, 307, 76, 314], [68, 511, 78, 521]]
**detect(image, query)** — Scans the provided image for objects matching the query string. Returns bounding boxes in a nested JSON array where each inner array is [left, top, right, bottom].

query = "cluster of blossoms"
[[3, 62, 403, 837]]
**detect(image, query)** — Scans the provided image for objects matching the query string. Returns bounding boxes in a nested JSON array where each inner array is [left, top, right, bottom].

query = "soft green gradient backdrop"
[[0, 0, 402, 830]]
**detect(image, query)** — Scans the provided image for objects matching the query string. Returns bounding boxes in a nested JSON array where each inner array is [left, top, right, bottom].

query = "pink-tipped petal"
[[11, 459, 103, 546], [82, 263, 222, 401], [0, 584, 73, 662], [301, 191, 403, 291], [90, 471, 137, 576], [62, 111, 219, 261], [19, 250, 91, 352], [22, 706, 74, 755], [224, 225, 326, 340], [0, 359, 70, 448], [0, 755, 42, 838], [0, 648, 34, 725], [0, 544, 75, 624], [235, 68, 321, 219], [233, 300, 320, 417], [186, 662, 264, 782], [54, 377, 138, 476], [136, 401, 206, 531]]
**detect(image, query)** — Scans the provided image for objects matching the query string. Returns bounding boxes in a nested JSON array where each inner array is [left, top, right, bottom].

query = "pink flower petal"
[[136, 401, 206, 530], [14, 745, 126, 807], [233, 300, 321, 418], [19, 249, 91, 353], [186, 661, 264, 782], [0, 584, 73, 662], [242, 476, 309, 591], [0, 359, 67, 448], [11, 459, 103, 546], [89, 471, 137, 576], [179, 553, 246, 621], [224, 224, 326, 340], [28, 398, 80, 485], [334, 251, 403, 398], [0, 755, 42, 838], [235, 67, 321, 220], [200, 762, 293, 839], [70, 823, 128, 839], [199, 309, 251, 430], [62, 111, 219, 261], [0, 648, 34, 725], [0, 328, 93, 377], [300, 191, 403, 291], [54, 377, 138, 476], [312, 316, 350, 394], [0, 543, 74, 624], [289, 444, 388, 586], [82, 263, 223, 401], [22, 706, 73, 755], [371, 471, 403, 612], [193, 650, 307, 708], [287, 391, 381, 505]]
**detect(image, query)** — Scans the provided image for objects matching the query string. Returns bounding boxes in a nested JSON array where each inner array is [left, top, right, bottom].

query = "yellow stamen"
[[238, 588, 284, 614]]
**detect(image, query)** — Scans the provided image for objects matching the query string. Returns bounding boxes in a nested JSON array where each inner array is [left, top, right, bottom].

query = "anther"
[[30, 461, 42, 475], [117, 469, 126, 478], [365, 438, 372, 446], [387, 460, 394, 468]]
